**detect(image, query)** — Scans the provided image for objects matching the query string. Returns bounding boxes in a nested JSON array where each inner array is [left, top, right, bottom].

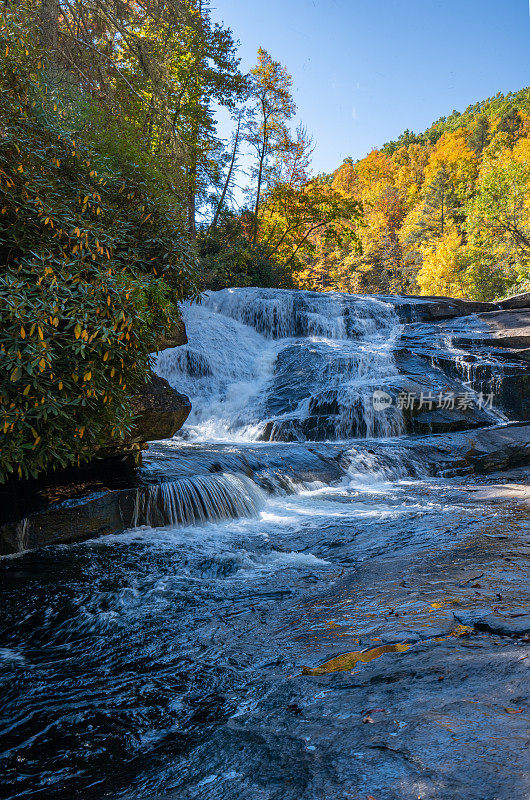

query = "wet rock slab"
[[441, 309, 530, 350], [397, 310, 530, 423], [165, 483, 530, 800], [1, 459, 528, 800], [257, 301, 530, 442], [0, 442, 347, 554], [2, 424, 530, 555]]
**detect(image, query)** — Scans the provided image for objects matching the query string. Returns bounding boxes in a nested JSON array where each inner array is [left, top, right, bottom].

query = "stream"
[[1, 289, 528, 800]]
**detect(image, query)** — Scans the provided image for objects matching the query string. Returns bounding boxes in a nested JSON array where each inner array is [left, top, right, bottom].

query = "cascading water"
[[149, 287, 509, 529], [132, 472, 267, 528], [155, 288, 405, 443], [2, 287, 524, 800]]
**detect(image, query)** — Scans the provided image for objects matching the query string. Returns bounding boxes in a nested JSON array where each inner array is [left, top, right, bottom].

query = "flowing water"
[[0, 289, 527, 800], [155, 288, 405, 441]]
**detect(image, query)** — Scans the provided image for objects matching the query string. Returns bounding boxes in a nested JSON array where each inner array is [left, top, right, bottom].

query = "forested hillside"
[[200, 78, 530, 302], [297, 89, 530, 299]]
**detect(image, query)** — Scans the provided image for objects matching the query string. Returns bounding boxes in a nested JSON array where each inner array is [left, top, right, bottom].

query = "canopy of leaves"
[[0, 5, 198, 481]]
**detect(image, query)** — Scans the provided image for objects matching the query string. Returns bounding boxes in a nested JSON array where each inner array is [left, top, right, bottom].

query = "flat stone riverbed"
[[1, 467, 528, 800]]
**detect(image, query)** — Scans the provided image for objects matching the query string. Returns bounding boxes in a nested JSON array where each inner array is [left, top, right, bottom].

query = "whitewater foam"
[[155, 288, 404, 442]]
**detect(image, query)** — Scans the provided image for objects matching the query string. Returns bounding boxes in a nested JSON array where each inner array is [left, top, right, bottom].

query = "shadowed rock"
[[155, 316, 188, 350], [496, 291, 530, 310], [129, 374, 191, 443]]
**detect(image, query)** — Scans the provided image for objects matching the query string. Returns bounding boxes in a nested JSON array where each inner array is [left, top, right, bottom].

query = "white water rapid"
[[155, 288, 404, 443]]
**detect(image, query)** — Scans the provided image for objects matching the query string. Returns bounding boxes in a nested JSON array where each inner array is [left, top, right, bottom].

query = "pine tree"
[[469, 114, 490, 155]]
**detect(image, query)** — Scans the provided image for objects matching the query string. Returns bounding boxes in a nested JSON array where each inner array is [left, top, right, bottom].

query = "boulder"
[[91, 374, 191, 465], [128, 373, 191, 443], [155, 317, 188, 351], [93, 373, 191, 467], [496, 291, 530, 311]]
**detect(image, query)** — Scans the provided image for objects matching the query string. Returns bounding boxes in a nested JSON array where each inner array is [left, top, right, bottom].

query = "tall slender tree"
[[246, 48, 296, 242], [209, 110, 243, 232], [38, 0, 246, 234]]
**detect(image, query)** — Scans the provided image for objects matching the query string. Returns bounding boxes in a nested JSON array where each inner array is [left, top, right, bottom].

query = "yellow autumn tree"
[[393, 143, 432, 209], [417, 223, 467, 297], [332, 159, 357, 196], [289, 90, 530, 300], [424, 129, 478, 201]]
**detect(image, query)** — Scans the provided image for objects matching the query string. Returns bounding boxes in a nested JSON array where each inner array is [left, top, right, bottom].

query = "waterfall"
[[155, 288, 404, 442], [133, 472, 267, 528]]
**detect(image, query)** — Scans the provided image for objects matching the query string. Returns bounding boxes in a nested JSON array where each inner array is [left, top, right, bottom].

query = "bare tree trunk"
[[40, 0, 60, 56], [252, 117, 267, 244], [209, 114, 241, 233], [187, 160, 197, 239]]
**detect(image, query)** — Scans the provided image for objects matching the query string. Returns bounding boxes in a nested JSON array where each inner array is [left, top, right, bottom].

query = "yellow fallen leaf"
[[302, 643, 410, 676], [452, 624, 473, 637]]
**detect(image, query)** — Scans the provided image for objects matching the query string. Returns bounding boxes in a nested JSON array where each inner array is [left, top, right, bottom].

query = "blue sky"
[[212, 0, 530, 175]]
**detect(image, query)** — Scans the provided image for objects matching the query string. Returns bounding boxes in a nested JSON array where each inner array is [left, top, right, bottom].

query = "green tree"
[[408, 167, 459, 242], [469, 114, 491, 156], [465, 141, 530, 289], [39, 0, 246, 237], [0, 1, 198, 481], [197, 213, 291, 289]]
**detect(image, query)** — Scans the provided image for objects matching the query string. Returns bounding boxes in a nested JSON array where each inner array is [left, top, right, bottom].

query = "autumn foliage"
[[300, 90, 530, 299]]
